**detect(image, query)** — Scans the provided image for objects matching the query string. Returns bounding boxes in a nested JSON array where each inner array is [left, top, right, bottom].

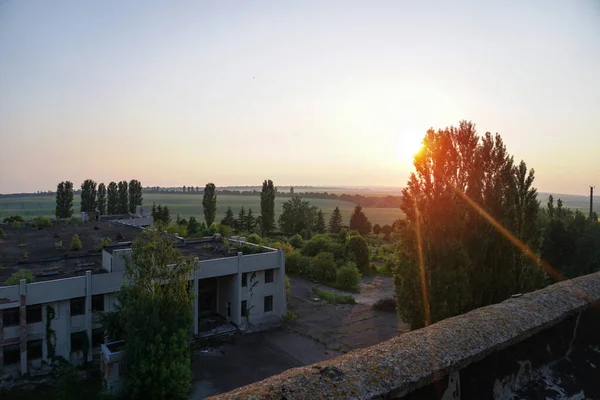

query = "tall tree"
[[55, 181, 74, 218], [117, 181, 129, 214], [314, 209, 326, 234], [237, 206, 247, 232], [220, 206, 236, 228], [97, 183, 107, 215], [120, 229, 195, 399], [349, 205, 372, 235], [260, 179, 276, 234], [329, 206, 343, 233], [128, 179, 143, 213], [246, 208, 256, 233], [107, 182, 118, 215], [80, 179, 97, 213], [182, 186, 187, 193], [202, 183, 217, 226], [278, 195, 317, 236], [394, 121, 545, 329]]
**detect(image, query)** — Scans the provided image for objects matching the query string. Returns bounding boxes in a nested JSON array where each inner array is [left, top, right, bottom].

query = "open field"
[[0, 194, 404, 227]]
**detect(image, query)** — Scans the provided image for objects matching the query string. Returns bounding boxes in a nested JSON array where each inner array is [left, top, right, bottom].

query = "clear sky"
[[1, 1, 599, 195]]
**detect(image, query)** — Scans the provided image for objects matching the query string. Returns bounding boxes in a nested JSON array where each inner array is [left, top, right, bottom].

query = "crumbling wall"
[[209, 272, 600, 400]]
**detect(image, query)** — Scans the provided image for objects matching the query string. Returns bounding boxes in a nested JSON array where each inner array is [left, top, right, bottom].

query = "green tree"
[[307, 252, 337, 282], [395, 121, 545, 329], [373, 224, 381, 235], [5, 269, 34, 285], [328, 206, 343, 234], [120, 229, 195, 399], [246, 208, 256, 233], [70, 234, 83, 250], [128, 179, 143, 213], [55, 181, 74, 218], [288, 234, 304, 249], [202, 183, 217, 226], [237, 206, 247, 232], [97, 183, 107, 215], [278, 196, 317, 236], [80, 179, 98, 213], [221, 206, 236, 228], [314, 209, 326, 234], [187, 216, 200, 236], [107, 182, 118, 215], [117, 181, 129, 214], [349, 205, 372, 235], [336, 262, 362, 291], [260, 179, 276, 234], [346, 235, 370, 271], [161, 206, 171, 226]]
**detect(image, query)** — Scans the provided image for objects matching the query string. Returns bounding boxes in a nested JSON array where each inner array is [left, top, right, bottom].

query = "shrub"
[[373, 224, 382, 235], [336, 262, 362, 291], [313, 289, 356, 305], [288, 234, 304, 249], [167, 224, 188, 237], [97, 237, 112, 251], [70, 234, 83, 250], [271, 241, 294, 256], [55, 241, 63, 249], [302, 234, 339, 257], [373, 297, 397, 312], [247, 233, 262, 245], [217, 224, 232, 238], [307, 252, 337, 282], [5, 269, 34, 285], [32, 216, 52, 228], [346, 235, 370, 271], [285, 250, 307, 274], [3, 215, 24, 223], [11, 220, 20, 229]]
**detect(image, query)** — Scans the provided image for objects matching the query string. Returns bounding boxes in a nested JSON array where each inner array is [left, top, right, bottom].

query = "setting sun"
[[397, 132, 425, 162]]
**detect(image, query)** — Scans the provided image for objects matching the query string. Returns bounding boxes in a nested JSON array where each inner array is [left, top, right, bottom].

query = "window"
[[26, 304, 42, 324], [265, 269, 274, 283], [264, 295, 273, 313], [3, 307, 20, 327], [3, 344, 20, 365], [92, 295, 104, 312], [71, 297, 85, 316], [241, 273, 247, 287], [71, 331, 87, 353], [92, 328, 104, 348], [241, 300, 248, 317], [27, 340, 43, 360], [227, 302, 231, 318]]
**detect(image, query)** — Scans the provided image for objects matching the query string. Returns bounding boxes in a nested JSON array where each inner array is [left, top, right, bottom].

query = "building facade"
[[0, 222, 286, 378]]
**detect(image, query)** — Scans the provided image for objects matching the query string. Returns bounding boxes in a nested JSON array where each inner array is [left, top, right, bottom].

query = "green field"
[[0, 193, 404, 227]]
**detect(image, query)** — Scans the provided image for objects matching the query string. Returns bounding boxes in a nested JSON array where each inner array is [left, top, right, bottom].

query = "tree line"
[[54, 179, 143, 218]]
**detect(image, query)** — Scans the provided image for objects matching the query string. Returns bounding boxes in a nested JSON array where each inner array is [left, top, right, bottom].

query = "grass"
[[0, 193, 404, 227], [312, 288, 356, 305]]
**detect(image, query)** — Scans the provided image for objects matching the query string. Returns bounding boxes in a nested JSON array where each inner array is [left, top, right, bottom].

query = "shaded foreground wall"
[[210, 272, 600, 399]]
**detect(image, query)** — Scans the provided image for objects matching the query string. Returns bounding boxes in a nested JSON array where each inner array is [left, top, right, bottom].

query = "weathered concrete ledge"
[[209, 272, 600, 399]]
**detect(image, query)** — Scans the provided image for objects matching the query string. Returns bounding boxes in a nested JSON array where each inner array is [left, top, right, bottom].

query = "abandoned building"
[[0, 213, 286, 378]]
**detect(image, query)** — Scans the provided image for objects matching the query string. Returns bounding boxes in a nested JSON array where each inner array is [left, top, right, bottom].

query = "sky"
[[0, 1, 599, 195]]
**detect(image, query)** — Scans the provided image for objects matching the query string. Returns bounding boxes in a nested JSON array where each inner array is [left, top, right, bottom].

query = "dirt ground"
[[191, 275, 409, 399]]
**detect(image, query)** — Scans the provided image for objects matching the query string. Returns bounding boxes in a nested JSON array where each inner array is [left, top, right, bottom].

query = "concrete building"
[[0, 218, 286, 378]]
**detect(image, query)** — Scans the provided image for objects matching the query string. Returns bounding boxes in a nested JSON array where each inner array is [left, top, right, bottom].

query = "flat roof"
[[0, 221, 143, 283]]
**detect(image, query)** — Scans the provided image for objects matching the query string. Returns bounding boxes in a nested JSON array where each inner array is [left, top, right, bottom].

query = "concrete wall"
[[210, 272, 600, 400]]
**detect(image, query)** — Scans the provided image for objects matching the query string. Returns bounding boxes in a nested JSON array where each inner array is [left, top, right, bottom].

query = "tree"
[[246, 208, 256, 233], [70, 234, 82, 250], [202, 183, 217, 226], [381, 224, 392, 239], [161, 206, 171, 226], [182, 186, 186, 193], [346, 235, 370, 271], [314, 209, 326, 234], [260, 179, 276, 234], [55, 181, 74, 218], [349, 205, 371, 235], [336, 262, 362, 291], [237, 206, 247, 232], [128, 179, 143, 213], [117, 181, 129, 214], [329, 206, 343, 234], [278, 196, 317, 236], [373, 224, 382, 235], [97, 183, 107, 215], [221, 207, 236, 228], [80, 179, 97, 213], [187, 216, 200, 236], [394, 121, 545, 329], [119, 229, 195, 399], [107, 182, 118, 215]]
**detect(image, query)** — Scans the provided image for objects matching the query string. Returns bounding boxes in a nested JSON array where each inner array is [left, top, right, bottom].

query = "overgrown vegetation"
[[313, 288, 356, 304], [6, 269, 34, 285], [70, 234, 82, 250]]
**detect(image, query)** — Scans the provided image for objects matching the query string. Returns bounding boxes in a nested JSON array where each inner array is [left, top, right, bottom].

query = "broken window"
[[71, 331, 87, 353], [26, 304, 42, 324], [3, 344, 20, 365], [70, 297, 85, 316], [3, 307, 19, 327], [265, 269, 274, 283], [92, 294, 104, 312], [241, 273, 247, 287], [241, 300, 248, 317], [27, 339, 43, 360], [264, 295, 273, 313], [92, 328, 104, 348]]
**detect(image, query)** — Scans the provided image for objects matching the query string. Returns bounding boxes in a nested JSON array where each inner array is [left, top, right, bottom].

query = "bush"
[[70, 234, 83, 250], [335, 262, 362, 291], [288, 234, 304, 249], [285, 250, 311, 274], [11, 220, 20, 229], [3, 215, 24, 223], [302, 234, 338, 257], [32, 216, 52, 228], [167, 224, 188, 237], [55, 241, 63, 249], [217, 224, 232, 238], [271, 241, 294, 256], [313, 288, 356, 305], [373, 223, 381, 235], [307, 252, 337, 282], [247, 233, 262, 245], [372, 297, 397, 312], [5, 269, 34, 285], [346, 235, 370, 271]]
